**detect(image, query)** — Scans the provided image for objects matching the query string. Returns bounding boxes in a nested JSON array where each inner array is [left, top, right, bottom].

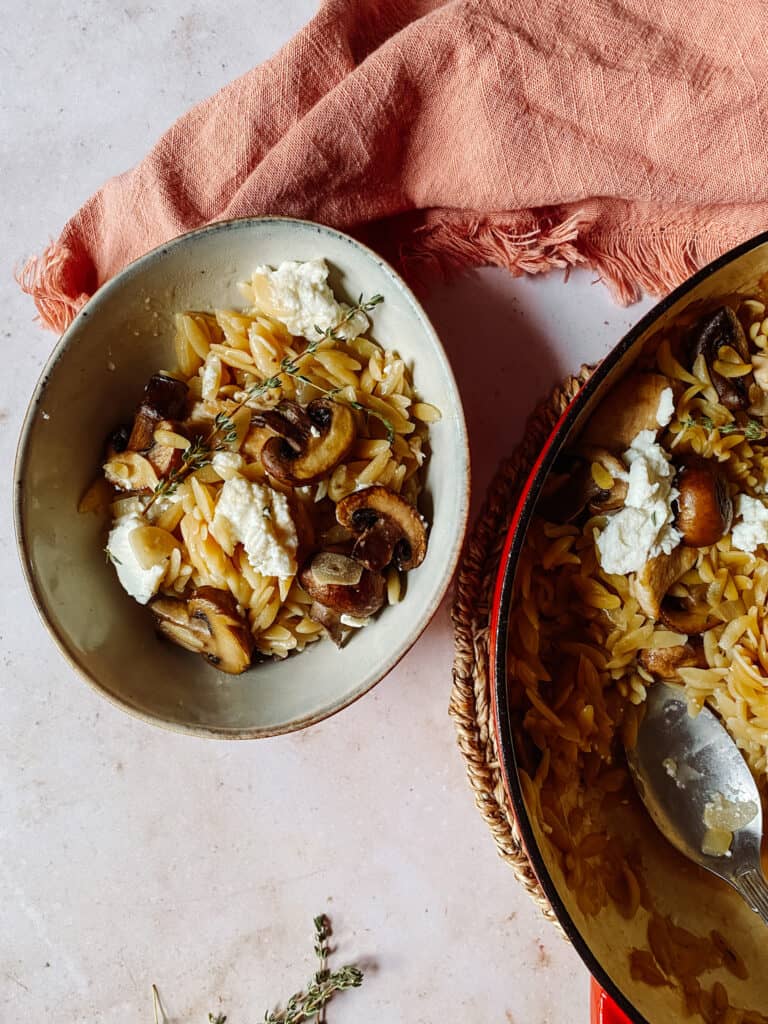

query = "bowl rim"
[[14, 215, 471, 739], [489, 227, 768, 1023]]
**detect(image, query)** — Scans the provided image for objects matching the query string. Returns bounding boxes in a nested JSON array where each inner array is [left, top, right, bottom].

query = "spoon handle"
[[734, 868, 768, 925]]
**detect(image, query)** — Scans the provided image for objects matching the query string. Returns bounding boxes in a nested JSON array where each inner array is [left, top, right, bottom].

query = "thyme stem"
[[141, 294, 385, 510], [680, 414, 767, 441]]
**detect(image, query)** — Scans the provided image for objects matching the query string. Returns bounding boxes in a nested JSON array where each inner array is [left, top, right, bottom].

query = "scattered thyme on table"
[[150, 915, 363, 1023], [144, 292, 389, 510]]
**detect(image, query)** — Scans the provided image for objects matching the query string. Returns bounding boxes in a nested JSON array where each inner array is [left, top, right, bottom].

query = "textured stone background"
[[1, 3, 653, 1020]]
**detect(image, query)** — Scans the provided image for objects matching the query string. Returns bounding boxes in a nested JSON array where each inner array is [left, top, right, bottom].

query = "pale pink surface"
[[19, 0, 768, 330]]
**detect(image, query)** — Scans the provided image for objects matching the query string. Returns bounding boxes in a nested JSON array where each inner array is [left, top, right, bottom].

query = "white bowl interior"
[[16, 219, 468, 736]]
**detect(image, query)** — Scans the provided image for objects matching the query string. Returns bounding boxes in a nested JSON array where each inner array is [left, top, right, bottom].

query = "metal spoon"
[[625, 681, 768, 923]]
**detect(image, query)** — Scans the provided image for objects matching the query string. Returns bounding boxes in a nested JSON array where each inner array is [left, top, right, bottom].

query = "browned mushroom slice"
[[537, 459, 600, 524], [188, 588, 254, 674], [335, 486, 427, 572], [638, 641, 707, 679], [309, 552, 363, 587], [674, 461, 733, 547], [581, 448, 628, 514], [150, 587, 253, 674], [659, 597, 719, 636], [149, 596, 208, 653], [257, 399, 355, 485], [632, 546, 697, 620], [308, 601, 345, 648], [689, 306, 753, 411], [579, 373, 673, 451], [299, 555, 386, 618], [128, 374, 189, 451], [251, 401, 312, 448], [145, 419, 184, 479]]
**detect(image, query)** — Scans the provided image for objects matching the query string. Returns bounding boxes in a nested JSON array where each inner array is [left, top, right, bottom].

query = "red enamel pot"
[[489, 230, 768, 1023]]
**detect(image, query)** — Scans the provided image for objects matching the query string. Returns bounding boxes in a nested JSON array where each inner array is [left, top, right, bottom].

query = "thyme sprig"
[[142, 294, 386, 510], [151, 915, 363, 1023], [680, 414, 767, 441], [260, 915, 363, 1024]]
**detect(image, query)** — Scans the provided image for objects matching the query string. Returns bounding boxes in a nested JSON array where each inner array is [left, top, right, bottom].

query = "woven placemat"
[[449, 366, 594, 926]]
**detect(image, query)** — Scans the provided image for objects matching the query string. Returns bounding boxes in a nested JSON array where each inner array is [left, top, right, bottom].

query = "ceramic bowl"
[[15, 217, 469, 738]]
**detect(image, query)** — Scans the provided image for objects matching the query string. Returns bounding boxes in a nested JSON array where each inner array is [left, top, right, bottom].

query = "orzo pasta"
[[509, 297, 768, 1021], [92, 258, 437, 674]]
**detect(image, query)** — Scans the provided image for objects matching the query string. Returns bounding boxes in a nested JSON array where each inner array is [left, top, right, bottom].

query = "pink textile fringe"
[[17, 244, 91, 334]]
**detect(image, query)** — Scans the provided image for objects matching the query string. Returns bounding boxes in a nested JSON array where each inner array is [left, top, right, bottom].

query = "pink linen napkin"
[[20, 0, 768, 332]]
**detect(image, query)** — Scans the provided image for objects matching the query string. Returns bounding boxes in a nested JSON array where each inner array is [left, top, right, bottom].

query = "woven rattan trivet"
[[449, 366, 593, 925]]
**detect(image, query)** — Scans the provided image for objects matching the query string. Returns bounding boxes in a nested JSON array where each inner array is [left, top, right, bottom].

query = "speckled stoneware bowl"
[[15, 217, 469, 737]]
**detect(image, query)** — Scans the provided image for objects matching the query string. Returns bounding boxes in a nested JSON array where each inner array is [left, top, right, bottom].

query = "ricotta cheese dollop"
[[595, 429, 681, 575], [212, 477, 298, 579], [106, 513, 166, 605], [248, 258, 368, 341], [656, 386, 675, 428], [731, 494, 768, 553]]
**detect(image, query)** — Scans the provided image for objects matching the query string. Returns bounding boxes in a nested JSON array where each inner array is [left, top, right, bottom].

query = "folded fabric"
[[20, 0, 768, 332]]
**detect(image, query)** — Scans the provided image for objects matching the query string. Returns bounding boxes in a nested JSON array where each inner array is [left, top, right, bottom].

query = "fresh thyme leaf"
[[142, 293, 386, 510], [259, 916, 363, 1024], [346, 402, 395, 445], [208, 1015, 227, 1024], [681, 414, 767, 440]]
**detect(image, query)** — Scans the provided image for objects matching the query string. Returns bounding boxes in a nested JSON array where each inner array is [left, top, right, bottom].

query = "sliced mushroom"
[[585, 449, 629, 513], [632, 545, 697, 620], [255, 399, 355, 484], [537, 450, 627, 524], [144, 418, 185, 478], [150, 596, 207, 654], [299, 556, 386, 618], [674, 461, 733, 547], [309, 552, 363, 587], [579, 373, 672, 451], [128, 374, 189, 451], [689, 306, 753, 411], [638, 641, 707, 679], [150, 586, 253, 674], [308, 601, 345, 648], [659, 597, 719, 636], [108, 424, 131, 454], [335, 486, 427, 572]]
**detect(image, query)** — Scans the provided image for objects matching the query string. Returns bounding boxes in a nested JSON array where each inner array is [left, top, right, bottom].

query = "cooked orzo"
[[87, 258, 438, 674], [509, 297, 768, 1021]]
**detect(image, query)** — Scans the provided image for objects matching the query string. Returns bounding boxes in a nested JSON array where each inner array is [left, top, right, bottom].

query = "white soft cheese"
[[212, 477, 298, 578], [656, 386, 675, 428], [596, 429, 681, 575], [106, 513, 165, 605], [731, 494, 768, 553], [250, 258, 368, 340], [211, 450, 244, 480]]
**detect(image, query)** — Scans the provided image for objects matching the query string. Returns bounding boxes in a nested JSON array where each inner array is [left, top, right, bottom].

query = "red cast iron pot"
[[489, 230, 768, 1023]]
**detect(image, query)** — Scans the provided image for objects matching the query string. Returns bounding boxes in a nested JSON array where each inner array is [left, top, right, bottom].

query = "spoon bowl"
[[626, 682, 768, 923]]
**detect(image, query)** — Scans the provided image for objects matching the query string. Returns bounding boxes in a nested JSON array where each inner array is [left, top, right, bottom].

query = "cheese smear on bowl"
[[247, 258, 368, 340], [212, 478, 298, 579], [106, 513, 166, 604], [596, 429, 681, 575]]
